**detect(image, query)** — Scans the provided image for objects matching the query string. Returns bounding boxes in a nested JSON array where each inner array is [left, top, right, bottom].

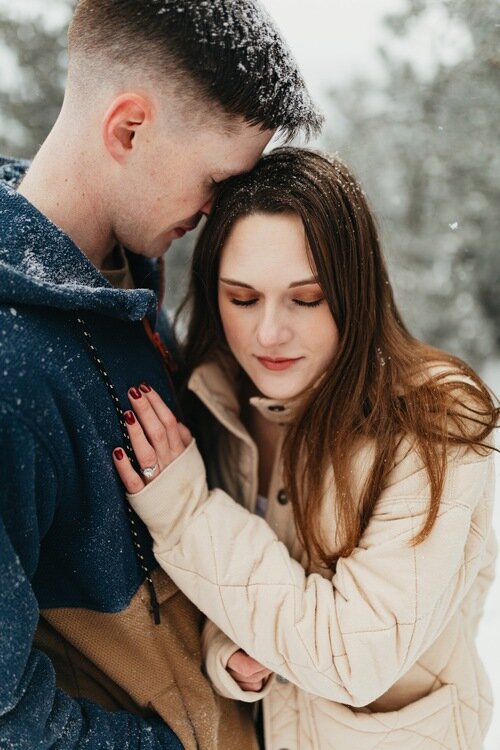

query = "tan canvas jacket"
[[128, 360, 497, 750], [34, 566, 257, 750]]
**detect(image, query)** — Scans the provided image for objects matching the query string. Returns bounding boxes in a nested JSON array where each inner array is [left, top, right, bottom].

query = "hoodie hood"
[[0, 157, 157, 322]]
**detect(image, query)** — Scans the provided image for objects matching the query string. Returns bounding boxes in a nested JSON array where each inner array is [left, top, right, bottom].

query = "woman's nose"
[[256, 310, 292, 348]]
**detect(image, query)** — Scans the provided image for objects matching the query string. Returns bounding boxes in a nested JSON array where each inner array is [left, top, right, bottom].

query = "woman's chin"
[[241, 364, 310, 403], [252, 379, 303, 403]]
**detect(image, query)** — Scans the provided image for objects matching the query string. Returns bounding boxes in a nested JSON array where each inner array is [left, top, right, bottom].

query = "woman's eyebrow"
[[288, 277, 320, 288], [219, 278, 255, 289], [219, 277, 319, 289]]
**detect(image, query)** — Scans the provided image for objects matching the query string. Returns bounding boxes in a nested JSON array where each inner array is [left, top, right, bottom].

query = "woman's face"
[[218, 212, 339, 401]]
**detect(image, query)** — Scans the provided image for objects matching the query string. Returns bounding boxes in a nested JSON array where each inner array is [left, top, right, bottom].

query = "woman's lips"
[[256, 356, 302, 371]]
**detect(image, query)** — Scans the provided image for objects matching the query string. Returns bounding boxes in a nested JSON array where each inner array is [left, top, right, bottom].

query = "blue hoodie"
[[0, 157, 183, 749]]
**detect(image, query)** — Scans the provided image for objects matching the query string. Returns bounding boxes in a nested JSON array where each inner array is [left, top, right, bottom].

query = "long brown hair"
[[178, 147, 498, 571]]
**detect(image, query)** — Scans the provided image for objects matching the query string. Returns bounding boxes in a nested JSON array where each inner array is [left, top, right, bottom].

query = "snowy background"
[[0, 0, 498, 747]]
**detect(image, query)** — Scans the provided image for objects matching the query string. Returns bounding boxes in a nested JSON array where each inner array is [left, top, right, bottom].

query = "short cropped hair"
[[68, 0, 323, 141]]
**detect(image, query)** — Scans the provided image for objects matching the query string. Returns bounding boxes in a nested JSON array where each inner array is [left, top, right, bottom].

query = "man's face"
[[114, 119, 274, 258]]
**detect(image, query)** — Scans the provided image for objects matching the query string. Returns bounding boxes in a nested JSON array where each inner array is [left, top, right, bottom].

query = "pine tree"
[[326, 0, 499, 364], [0, 3, 72, 157]]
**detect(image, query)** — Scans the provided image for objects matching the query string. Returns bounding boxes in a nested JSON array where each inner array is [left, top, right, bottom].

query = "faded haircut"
[[68, 0, 323, 141]]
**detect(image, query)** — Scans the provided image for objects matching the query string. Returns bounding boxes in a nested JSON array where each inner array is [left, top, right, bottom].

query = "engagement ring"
[[141, 463, 159, 479]]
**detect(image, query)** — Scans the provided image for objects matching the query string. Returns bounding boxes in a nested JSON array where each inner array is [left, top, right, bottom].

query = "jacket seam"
[[207, 507, 242, 645]]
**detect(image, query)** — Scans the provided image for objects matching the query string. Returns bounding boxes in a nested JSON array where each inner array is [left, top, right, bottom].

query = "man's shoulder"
[[0, 302, 76, 404], [0, 155, 30, 189]]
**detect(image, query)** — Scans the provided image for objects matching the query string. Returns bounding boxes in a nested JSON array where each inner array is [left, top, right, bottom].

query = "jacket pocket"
[[309, 684, 467, 750]]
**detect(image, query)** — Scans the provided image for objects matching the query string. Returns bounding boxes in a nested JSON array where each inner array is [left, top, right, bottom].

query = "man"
[[0, 1, 322, 748]]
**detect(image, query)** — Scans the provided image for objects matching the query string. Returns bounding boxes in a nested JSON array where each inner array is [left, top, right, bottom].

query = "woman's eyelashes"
[[230, 297, 324, 308], [293, 298, 323, 308], [230, 298, 258, 307]]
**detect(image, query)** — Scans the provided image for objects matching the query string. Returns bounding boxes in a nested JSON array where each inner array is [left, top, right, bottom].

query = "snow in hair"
[[69, 0, 323, 140]]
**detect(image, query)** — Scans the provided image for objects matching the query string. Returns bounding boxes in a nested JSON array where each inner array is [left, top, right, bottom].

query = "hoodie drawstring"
[[76, 314, 161, 625]]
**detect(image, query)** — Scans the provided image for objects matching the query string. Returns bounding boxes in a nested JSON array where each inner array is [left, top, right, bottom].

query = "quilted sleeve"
[[128, 439, 495, 707]]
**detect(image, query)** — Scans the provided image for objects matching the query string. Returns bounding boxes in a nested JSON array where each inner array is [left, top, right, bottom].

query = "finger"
[[123, 407, 162, 473], [138, 385, 190, 457], [127, 389, 172, 466], [113, 448, 145, 494], [148, 394, 185, 458], [227, 651, 270, 678], [228, 666, 273, 682], [137, 384, 177, 425], [178, 422, 193, 448], [234, 678, 266, 692]]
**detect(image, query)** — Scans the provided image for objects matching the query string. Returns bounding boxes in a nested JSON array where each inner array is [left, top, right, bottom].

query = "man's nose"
[[200, 196, 214, 216]]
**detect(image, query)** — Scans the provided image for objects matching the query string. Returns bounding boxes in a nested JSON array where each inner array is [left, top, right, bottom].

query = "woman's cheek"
[[220, 300, 244, 353]]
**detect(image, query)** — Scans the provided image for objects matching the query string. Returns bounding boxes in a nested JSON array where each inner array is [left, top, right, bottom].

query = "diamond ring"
[[140, 463, 159, 480]]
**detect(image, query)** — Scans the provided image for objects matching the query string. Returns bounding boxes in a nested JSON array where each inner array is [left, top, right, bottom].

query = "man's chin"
[[147, 240, 174, 258]]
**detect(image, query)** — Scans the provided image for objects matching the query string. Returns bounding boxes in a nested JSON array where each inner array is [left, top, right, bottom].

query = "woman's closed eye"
[[230, 297, 258, 307], [230, 297, 324, 308], [293, 298, 324, 308]]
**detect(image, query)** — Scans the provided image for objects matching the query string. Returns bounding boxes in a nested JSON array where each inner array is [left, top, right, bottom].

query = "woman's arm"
[[115, 387, 495, 707]]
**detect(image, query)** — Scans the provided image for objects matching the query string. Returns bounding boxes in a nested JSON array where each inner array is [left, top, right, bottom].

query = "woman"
[[113, 149, 498, 749]]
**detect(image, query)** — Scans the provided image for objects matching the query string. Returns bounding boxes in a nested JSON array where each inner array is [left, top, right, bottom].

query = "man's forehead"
[[212, 126, 275, 173]]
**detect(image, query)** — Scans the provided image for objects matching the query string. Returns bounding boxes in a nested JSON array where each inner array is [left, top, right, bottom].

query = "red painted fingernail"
[[114, 448, 124, 461], [130, 388, 142, 400], [124, 411, 136, 425], [139, 383, 151, 394]]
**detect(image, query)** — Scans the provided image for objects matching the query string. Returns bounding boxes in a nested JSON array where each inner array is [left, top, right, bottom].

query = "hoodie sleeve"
[[0, 407, 182, 750], [128, 438, 495, 708]]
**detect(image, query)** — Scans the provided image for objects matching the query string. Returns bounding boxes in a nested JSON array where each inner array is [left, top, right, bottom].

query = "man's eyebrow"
[[219, 277, 319, 289]]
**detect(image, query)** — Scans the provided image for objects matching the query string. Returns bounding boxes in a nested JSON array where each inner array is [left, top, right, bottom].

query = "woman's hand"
[[226, 650, 273, 692], [113, 383, 192, 494]]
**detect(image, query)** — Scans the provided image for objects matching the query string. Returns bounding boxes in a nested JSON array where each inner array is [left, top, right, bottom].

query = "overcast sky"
[[261, 0, 404, 97]]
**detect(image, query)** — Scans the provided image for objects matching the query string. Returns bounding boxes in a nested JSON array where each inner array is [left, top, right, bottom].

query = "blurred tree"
[[326, 0, 499, 365], [0, 2, 72, 157]]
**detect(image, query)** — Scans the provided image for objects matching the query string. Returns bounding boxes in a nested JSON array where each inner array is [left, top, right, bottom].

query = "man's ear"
[[102, 94, 151, 163]]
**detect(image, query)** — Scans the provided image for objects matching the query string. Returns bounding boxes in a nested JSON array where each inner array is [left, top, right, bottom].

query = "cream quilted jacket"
[[128, 361, 497, 750]]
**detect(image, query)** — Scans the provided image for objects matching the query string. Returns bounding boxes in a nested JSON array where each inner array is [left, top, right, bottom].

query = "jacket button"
[[276, 674, 289, 684], [277, 489, 288, 505], [269, 404, 285, 412]]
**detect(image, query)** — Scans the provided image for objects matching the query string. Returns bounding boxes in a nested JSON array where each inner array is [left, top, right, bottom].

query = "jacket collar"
[[0, 160, 159, 322], [187, 355, 302, 433]]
